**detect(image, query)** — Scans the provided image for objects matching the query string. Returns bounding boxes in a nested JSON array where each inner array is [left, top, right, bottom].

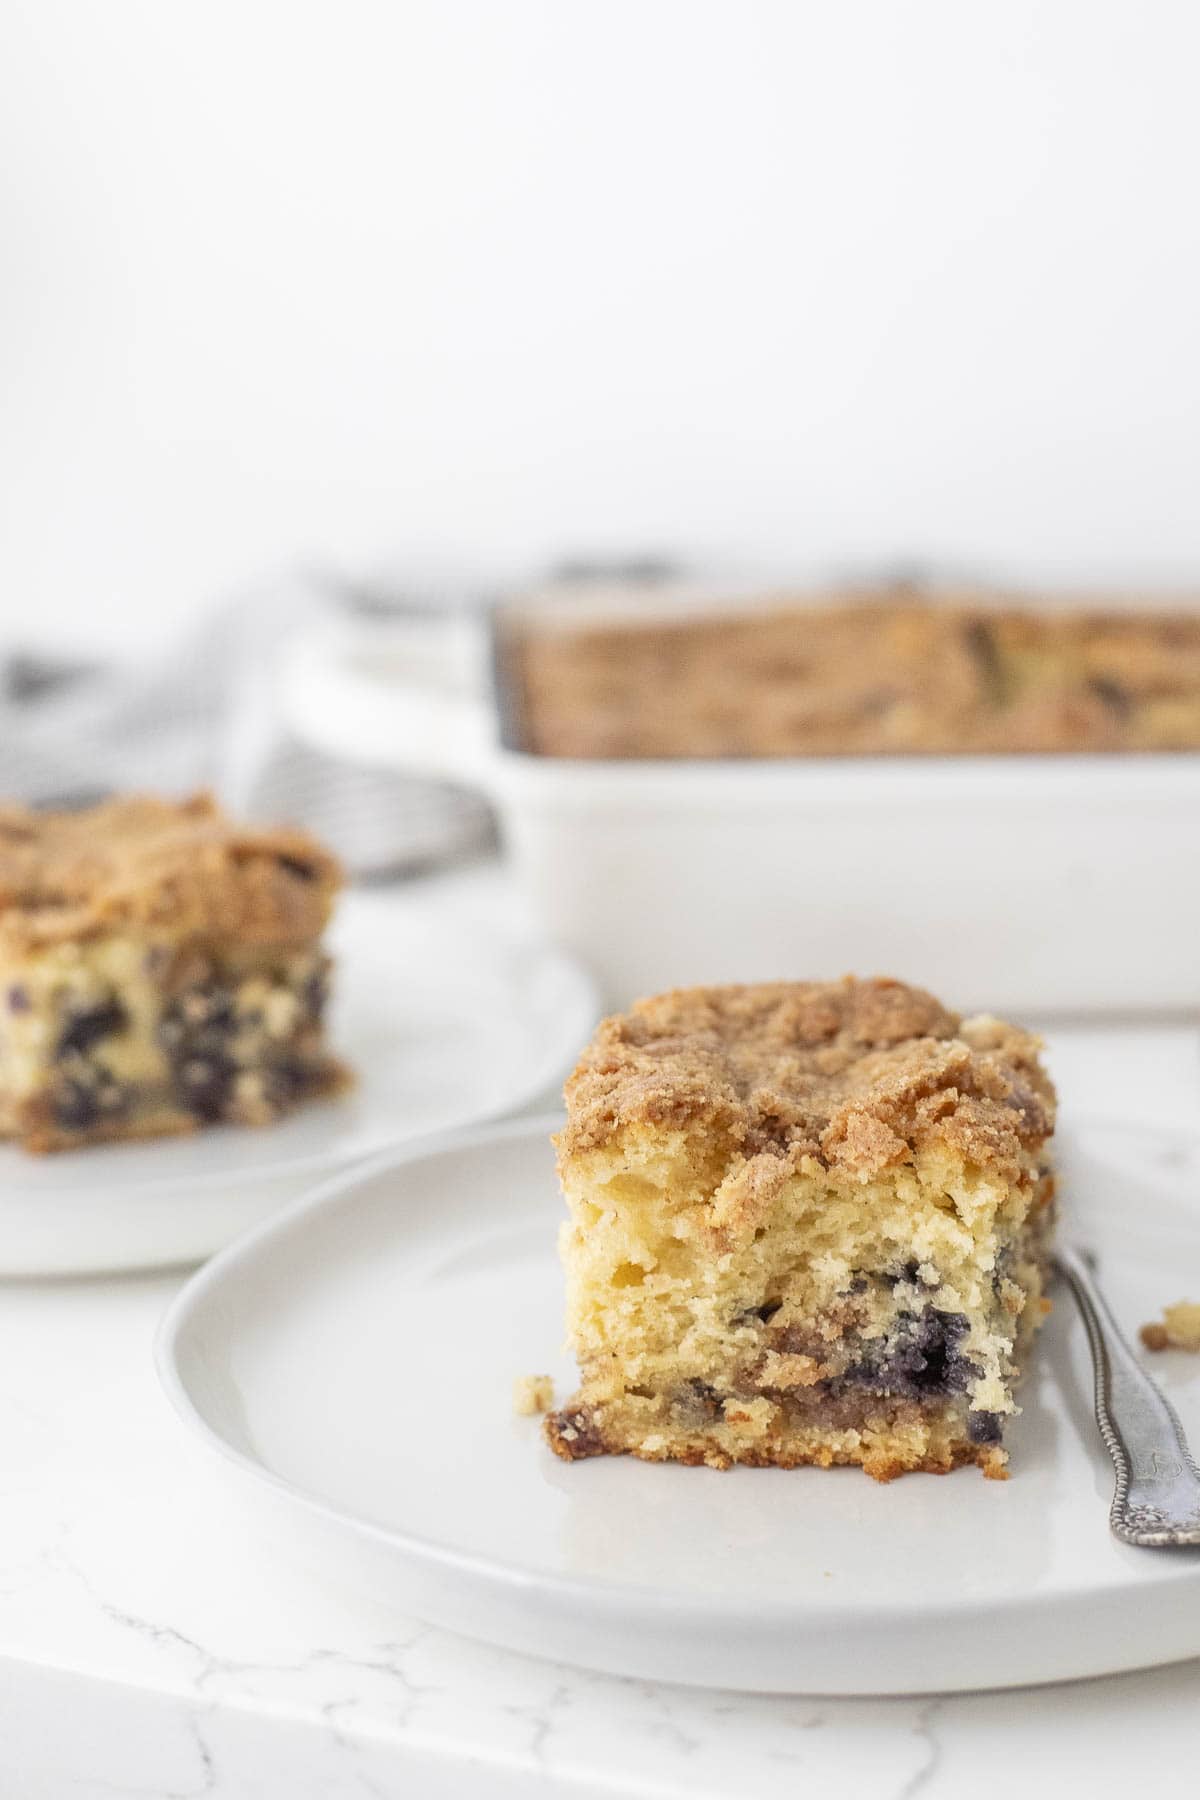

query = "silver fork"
[[1054, 1244, 1200, 1547]]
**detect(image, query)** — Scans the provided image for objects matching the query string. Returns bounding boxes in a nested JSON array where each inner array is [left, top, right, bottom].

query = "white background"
[[4, 1, 1200, 652]]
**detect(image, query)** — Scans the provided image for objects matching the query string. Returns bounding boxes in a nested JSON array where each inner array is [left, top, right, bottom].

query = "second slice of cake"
[[0, 792, 350, 1152], [546, 978, 1055, 1480]]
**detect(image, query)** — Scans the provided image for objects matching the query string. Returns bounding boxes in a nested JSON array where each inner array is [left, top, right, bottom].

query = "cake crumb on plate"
[[513, 1374, 555, 1416], [1140, 1301, 1200, 1353]]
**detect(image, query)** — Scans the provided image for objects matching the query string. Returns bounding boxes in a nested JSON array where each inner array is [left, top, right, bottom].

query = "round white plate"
[[157, 1115, 1200, 1695], [0, 904, 597, 1276]]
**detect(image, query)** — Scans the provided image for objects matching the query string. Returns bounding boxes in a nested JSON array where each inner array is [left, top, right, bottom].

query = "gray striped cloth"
[[0, 573, 494, 880]]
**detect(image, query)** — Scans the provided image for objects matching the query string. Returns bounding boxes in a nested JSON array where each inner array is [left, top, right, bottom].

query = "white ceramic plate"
[[157, 1115, 1200, 1695], [0, 905, 597, 1276]]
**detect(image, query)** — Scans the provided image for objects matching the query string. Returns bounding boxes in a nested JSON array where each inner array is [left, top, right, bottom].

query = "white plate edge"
[[154, 1115, 1200, 1637]]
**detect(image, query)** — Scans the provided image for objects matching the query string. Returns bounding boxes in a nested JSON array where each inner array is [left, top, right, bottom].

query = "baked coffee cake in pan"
[[0, 793, 351, 1152], [502, 594, 1200, 758], [546, 978, 1055, 1480]]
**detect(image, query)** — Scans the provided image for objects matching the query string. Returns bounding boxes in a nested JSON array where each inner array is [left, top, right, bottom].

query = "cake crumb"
[[1140, 1302, 1200, 1353], [513, 1374, 555, 1416]]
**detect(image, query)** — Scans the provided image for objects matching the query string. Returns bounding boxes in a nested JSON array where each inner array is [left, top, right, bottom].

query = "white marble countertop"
[[3, 875, 1200, 1798]]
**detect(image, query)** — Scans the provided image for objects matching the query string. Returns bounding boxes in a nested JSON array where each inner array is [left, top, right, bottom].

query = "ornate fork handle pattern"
[[1054, 1244, 1200, 1547]]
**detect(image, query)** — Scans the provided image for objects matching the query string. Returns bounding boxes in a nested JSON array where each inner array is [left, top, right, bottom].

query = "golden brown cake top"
[[505, 592, 1200, 758], [559, 977, 1054, 1181], [0, 792, 342, 952]]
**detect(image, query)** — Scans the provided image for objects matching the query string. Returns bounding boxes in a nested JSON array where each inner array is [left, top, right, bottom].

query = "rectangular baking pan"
[[281, 582, 1200, 1014]]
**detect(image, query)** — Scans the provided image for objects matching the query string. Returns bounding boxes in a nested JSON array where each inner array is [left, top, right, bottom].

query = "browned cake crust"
[[544, 1399, 1011, 1481], [559, 977, 1054, 1184], [0, 792, 341, 952]]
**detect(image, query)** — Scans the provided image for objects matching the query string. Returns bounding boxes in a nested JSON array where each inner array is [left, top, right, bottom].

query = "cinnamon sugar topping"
[[559, 977, 1055, 1179], [0, 792, 341, 951]]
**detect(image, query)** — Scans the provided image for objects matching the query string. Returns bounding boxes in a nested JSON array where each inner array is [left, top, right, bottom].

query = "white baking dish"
[[280, 612, 1200, 1015]]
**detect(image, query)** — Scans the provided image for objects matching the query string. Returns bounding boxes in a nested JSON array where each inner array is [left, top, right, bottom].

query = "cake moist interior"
[[546, 977, 1056, 1481], [1, 935, 340, 1146]]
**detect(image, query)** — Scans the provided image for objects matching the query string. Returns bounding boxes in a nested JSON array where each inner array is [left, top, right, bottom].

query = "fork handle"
[[1054, 1245, 1200, 1546], [1057, 1252, 1200, 1548]]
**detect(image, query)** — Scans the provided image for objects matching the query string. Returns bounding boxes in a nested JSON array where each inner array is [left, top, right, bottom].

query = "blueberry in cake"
[[0, 793, 351, 1152], [545, 978, 1055, 1480]]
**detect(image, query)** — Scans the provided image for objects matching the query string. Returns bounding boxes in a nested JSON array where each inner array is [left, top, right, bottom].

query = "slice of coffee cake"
[[545, 979, 1055, 1480], [0, 793, 350, 1152]]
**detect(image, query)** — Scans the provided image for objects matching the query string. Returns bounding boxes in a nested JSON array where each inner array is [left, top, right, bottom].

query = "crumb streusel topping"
[[0, 792, 341, 951], [559, 977, 1055, 1181]]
